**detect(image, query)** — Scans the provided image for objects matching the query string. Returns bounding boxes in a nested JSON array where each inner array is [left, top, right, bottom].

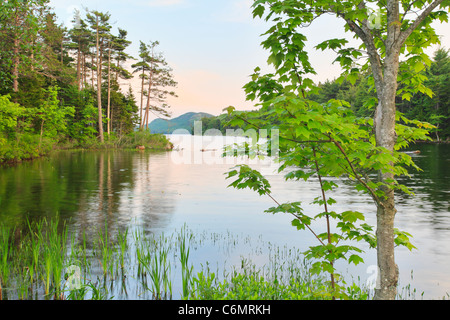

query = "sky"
[[48, 0, 450, 121]]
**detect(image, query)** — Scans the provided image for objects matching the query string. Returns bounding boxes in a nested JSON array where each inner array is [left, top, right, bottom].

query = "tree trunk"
[[373, 56, 400, 300], [12, 36, 20, 93], [12, 10, 21, 94], [373, 1, 401, 297], [107, 42, 111, 137], [83, 53, 87, 90], [139, 70, 145, 130], [91, 52, 95, 89], [144, 75, 152, 131], [77, 42, 82, 91], [95, 16, 104, 143], [144, 51, 155, 131]]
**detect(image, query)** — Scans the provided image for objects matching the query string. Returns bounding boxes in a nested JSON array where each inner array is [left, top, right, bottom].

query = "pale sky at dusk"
[[49, 0, 450, 120]]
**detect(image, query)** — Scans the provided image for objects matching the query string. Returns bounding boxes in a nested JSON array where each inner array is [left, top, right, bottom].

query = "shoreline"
[[0, 133, 174, 167]]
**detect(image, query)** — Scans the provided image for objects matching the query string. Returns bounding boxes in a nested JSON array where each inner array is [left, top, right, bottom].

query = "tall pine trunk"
[[95, 16, 104, 143], [107, 42, 111, 137], [76, 42, 82, 91], [144, 73, 153, 131], [12, 37, 19, 93], [139, 70, 145, 130]]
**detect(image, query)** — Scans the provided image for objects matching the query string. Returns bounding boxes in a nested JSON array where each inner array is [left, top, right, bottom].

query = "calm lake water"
[[0, 135, 449, 299]]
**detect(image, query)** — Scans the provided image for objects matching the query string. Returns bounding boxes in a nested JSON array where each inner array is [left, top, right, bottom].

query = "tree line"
[[0, 0, 176, 163], [202, 47, 450, 141]]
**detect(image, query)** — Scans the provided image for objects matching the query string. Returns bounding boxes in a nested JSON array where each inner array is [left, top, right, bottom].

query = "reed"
[[138, 234, 172, 299], [27, 219, 44, 286], [42, 245, 53, 296], [117, 227, 128, 271], [95, 224, 116, 277], [0, 225, 12, 294], [179, 226, 194, 299], [50, 219, 69, 299]]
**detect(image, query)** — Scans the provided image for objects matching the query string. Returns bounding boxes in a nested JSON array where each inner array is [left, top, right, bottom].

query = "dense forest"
[[202, 47, 450, 141], [0, 1, 176, 164]]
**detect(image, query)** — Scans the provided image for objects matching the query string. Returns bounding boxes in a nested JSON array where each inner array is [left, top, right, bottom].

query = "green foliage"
[[308, 49, 450, 141], [224, 94, 426, 297], [189, 271, 337, 300], [0, 2, 172, 161], [115, 130, 173, 151], [0, 133, 53, 163], [222, 0, 443, 298], [32, 86, 75, 141], [189, 257, 371, 300], [66, 89, 99, 144], [397, 48, 450, 140], [0, 95, 25, 139]]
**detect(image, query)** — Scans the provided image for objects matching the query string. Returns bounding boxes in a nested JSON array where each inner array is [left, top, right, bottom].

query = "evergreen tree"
[[86, 10, 111, 143]]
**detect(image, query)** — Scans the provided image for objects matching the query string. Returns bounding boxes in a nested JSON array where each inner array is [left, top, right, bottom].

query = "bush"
[[189, 270, 370, 300], [0, 133, 54, 164], [115, 130, 173, 150]]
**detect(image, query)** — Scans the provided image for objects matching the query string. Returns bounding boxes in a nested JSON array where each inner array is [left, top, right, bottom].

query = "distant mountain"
[[147, 112, 215, 134]]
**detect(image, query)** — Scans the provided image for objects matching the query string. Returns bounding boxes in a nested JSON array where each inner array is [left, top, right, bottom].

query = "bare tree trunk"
[[12, 11, 21, 94], [83, 53, 87, 90], [77, 43, 82, 91], [91, 52, 95, 89], [61, 37, 64, 64], [144, 76, 152, 131], [13, 38, 19, 93], [144, 48, 155, 131], [107, 42, 111, 137], [139, 70, 145, 130], [95, 16, 104, 143]]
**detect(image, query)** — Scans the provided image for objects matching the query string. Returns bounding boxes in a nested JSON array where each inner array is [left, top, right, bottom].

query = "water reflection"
[[0, 150, 177, 236], [397, 144, 450, 228]]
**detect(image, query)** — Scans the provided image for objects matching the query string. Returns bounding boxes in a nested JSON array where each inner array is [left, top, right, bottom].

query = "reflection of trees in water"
[[73, 151, 176, 242], [130, 152, 176, 232], [395, 144, 450, 231], [0, 150, 177, 243]]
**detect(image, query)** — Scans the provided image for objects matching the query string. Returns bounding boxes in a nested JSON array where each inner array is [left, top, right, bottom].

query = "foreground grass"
[[0, 218, 434, 300]]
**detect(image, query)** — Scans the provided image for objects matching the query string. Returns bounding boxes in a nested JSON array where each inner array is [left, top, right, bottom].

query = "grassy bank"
[[0, 131, 173, 165], [57, 131, 173, 151]]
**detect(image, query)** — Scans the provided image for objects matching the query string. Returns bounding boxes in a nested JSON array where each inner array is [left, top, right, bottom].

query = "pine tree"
[[86, 10, 111, 143]]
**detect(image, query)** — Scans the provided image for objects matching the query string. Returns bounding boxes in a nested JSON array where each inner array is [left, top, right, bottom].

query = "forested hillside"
[[0, 1, 175, 163], [148, 112, 214, 134]]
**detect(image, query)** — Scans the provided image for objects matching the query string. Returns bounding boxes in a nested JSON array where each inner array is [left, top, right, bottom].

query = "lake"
[[0, 134, 449, 299]]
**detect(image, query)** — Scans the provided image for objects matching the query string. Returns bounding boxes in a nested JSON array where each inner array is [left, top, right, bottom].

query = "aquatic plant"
[[179, 226, 194, 299]]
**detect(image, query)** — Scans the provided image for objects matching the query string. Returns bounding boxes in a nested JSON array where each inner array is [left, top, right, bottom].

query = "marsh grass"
[[0, 225, 12, 294], [179, 226, 194, 299], [0, 218, 437, 300], [94, 224, 116, 278]]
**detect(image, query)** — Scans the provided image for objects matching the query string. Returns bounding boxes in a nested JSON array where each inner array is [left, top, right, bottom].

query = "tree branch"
[[329, 136, 385, 209], [397, 0, 446, 47], [334, 2, 385, 93]]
